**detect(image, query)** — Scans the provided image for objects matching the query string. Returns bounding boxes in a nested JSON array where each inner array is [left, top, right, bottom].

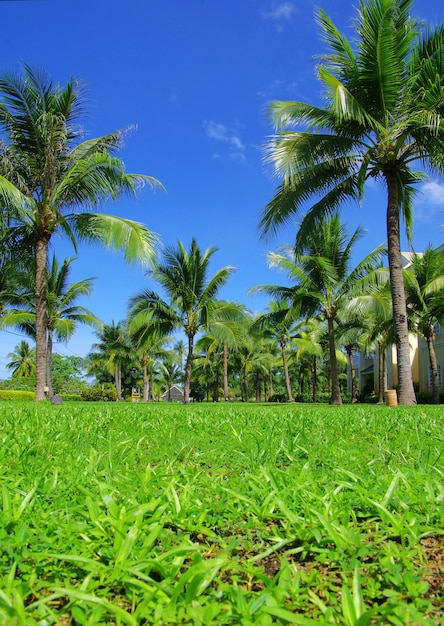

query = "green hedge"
[[0, 390, 35, 401], [80, 387, 117, 402]]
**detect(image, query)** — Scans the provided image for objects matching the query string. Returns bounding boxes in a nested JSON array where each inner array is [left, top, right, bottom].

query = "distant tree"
[[128, 239, 236, 403], [249, 298, 298, 402], [157, 351, 184, 400], [405, 247, 444, 404], [256, 215, 385, 404], [50, 354, 88, 395], [0, 255, 101, 397], [0, 64, 162, 400], [88, 321, 132, 400], [6, 340, 35, 378]]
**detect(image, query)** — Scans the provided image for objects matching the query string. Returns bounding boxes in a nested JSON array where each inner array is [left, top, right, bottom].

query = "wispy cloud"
[[416, 180, 444, 222], [420, 180, 444, 206], [203, 120, 246, 163], [262, 3, 295, 22]]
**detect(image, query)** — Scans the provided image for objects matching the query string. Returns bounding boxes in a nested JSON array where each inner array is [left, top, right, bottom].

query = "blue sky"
[[0, 0, 443, 378]]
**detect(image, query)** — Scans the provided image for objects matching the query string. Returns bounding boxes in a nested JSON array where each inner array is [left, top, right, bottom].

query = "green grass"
[[0, 402, 442, 624]]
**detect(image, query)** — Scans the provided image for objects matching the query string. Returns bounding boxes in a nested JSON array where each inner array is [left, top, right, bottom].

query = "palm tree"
[[0, 65, 162, 400], [255, 215, 385, 404], [128, 319, 171, 402], [88, 321, 132, 401], [1, 255, 102, 397], [6, 340, 36, 378], [157, 351, 183, 400], [260, 0, 444, 405], [128, 238, 236, 403], [249, 299, 297, 402], [196, 300, 249, 401], [405, 247, 444, 403]]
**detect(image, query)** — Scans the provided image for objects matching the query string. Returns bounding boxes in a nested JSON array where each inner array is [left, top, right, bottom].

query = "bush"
[[0, 390, 35, 401], [268, 393, 287, 402], [80, 387, 117, 402], [62, 394, 83, 402], [416, 390, 444, 404]]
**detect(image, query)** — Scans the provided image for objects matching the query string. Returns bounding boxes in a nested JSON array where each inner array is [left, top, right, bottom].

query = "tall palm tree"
[[88, 321, 132, 401], [345, 280, 394, 402], [260, 0, 444, 405], [128, 319, 171, 402], [0, 65, 162, 400], [128, 238, 235, 403], [1, 255, 102, 397], [249, 299, 297, 402], [255, 215, 385, 404], [196, 300, 249, 401], [404, 247, 444, 403], [6, 340, 36, 378]]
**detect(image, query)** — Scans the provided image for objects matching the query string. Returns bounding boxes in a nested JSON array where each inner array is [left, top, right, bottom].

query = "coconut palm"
[[88, 321, 132, 401], [6, 340, 36, 378], [404, 246, 444, 403], [260, 0, 444, 405], [1, 255, 102, 397], [255, 215, 385, 404], [128, 238, 236, 403], [0, 65, 162, 400], [157, 351, 184, 400], [250, 299, 298, 402], [128, 321, 171, 402], [196, 300, 249, 401], [292, 316, 325, 403]]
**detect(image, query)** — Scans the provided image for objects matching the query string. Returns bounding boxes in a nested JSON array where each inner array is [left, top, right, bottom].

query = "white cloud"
[[262, 3, 295, 22], [420, 180, 444, 207], [203, 120, 245, 151]]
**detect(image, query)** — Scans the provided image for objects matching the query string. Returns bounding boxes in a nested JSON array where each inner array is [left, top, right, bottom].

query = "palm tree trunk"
[[346, 347, 357, 403], [149, 367, 155, 401], [184, 333, 194, 404], [115, 362, 122, 401], [385, 172, 416, 405], [35, 236, 49, 401], [426, 332, 440, 404], [255, 373, 261, 402], [281, 340, 294, 402], [312, 357, 318, 403], [46, 329, 54, 399], [142, 353, 148, 402], [377, 342, 385, 404], [328, 317, 342, 404], [223, 340, 229, 401]]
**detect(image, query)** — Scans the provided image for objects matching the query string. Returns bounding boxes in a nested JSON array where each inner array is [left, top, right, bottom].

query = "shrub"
[[0, 390, 35, 401], [80, 387, 117, 402], [268, 393, 287, 402], [62, 394, 83, 402]]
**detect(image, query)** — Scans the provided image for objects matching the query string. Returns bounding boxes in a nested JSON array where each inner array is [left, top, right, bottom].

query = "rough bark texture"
[[328, 317, 342, 404], [426, 333, 440, 404], [281, 340, 295, 402], [223, 341, 229, 401], [385, 172, 417, 405], [46, 331, 54, 399], [115, 363, 122, 401], [184, 333, 194, 404], [312, 357, 318, 403], [35, 236, 49, 401], [377, 343, 386, 404], [142, 354, 149, 402]]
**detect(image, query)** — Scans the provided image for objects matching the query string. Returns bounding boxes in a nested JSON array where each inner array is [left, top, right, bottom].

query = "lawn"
[[0, 402, 442, 624]]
